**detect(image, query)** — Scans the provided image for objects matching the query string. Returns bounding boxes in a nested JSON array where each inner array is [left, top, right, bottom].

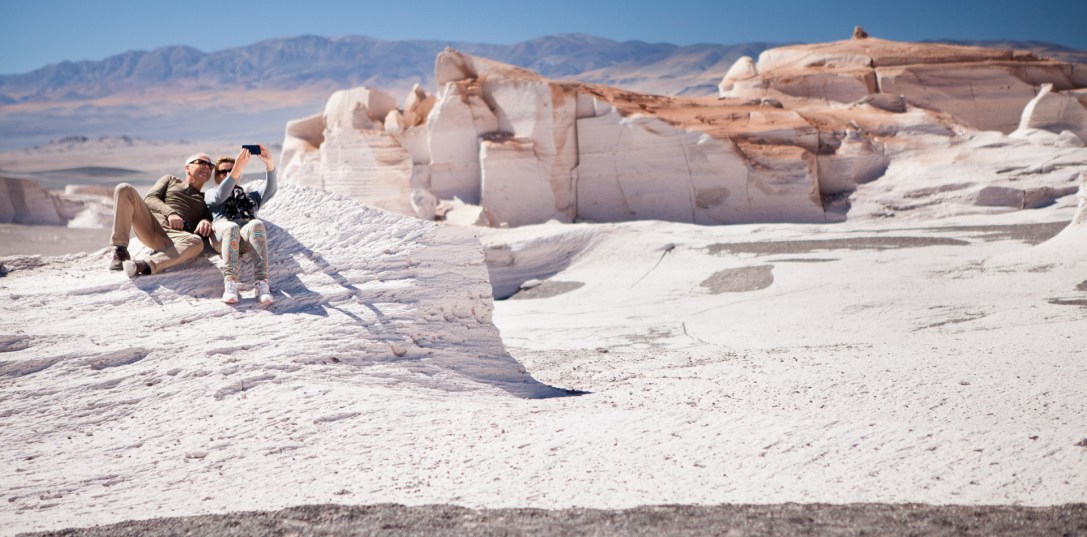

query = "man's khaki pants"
[[110, 183, 204, 274]]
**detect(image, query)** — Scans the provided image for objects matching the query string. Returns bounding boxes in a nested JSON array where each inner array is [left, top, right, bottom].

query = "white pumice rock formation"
[[282, 48, 880, 227], [1, 176, 117, 228], [1, 176, 66, 225], [1016, 84, 1087, 143], [281, 41, 1086, 228], [1073, 172, 1087, 225], [719, 37, 1087, 134]]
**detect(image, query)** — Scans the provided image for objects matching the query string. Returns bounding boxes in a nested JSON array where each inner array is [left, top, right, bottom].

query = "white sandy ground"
[[2, 133, 1087, 535]]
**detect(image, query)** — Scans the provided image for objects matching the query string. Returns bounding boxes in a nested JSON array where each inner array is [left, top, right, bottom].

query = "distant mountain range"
[[0, 33, 779, 102], [0, 33, 1083, 152], [5, 33, 1084, 103]]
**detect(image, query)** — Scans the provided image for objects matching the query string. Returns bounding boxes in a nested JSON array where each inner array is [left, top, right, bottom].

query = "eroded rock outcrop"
[[1017, 84, 1087, 143], [281, 48, 949, 226], [280, 87, 415, 217], [719, 37, 1087, 134], [1074, 172, 1087, 226], [0, 176, 65, 225], [281, 51, 840, 226], [2, 177, 129, 228], [280, 40, 1086, 228]]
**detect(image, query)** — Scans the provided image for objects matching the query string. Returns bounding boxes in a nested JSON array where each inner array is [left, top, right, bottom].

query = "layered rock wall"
[[280, 40, 1087, 228], [720, 37, 1087, 135], [281, 49, 861, 226]]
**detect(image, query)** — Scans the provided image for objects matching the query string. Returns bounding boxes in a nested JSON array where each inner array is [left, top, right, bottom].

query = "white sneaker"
[[122, 259, 149, 279], [222, 278, 240, 304], [122, 260, 138, 279], [255, 279, 274, 305]]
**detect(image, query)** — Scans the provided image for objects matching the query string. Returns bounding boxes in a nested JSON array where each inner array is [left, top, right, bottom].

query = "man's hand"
[[195, 220, 212, 237], [167, 214, 185, 230]]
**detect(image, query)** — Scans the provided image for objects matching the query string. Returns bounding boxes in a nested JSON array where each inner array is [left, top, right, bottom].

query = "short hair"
[[184, 152, 212, 166], [215, 156, 236, 167]]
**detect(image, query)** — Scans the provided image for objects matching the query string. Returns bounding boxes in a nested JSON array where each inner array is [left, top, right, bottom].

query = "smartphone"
[[242, 144, 261, 155]]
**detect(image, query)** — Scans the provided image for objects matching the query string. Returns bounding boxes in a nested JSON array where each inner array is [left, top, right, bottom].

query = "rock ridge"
[[278, 39, 1087, 228]]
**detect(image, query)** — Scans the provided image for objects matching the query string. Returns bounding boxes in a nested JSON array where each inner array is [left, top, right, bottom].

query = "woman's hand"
[[257, 144, 275, 172], [231, 147, 252, 179]]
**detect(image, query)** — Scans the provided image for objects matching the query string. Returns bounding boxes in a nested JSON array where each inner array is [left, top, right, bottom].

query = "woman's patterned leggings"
[[211, 219, 269, 281]]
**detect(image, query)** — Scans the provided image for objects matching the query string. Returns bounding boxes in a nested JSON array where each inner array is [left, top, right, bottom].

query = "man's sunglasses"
[[188, 159, 214, 168], [216, 168, 233, 175]]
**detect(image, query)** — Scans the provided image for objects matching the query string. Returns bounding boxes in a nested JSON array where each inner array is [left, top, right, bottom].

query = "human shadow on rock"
[[262, 221, 583, 399], [126, 245, 223, 302]]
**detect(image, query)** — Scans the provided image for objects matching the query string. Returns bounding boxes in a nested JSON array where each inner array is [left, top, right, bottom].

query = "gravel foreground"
[[21, 503, 1087, 536]]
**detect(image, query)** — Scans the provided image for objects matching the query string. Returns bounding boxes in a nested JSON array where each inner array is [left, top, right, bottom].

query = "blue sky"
[[1, 0, 1085, 75]]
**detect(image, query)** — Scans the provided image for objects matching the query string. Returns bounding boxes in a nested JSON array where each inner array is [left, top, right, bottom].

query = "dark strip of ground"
[[707, 222, 1068, 256], [21, 502, 1087, 537]]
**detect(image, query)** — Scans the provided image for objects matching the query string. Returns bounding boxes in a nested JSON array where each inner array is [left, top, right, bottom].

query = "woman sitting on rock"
[[205, 145, 278, 305]]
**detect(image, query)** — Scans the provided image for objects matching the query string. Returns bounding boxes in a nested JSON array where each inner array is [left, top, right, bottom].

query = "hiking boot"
[[222, 277, 240, 304], [122, 259, 150, 279], [108, 246, 130, 271], [255, 279, 274, 305]]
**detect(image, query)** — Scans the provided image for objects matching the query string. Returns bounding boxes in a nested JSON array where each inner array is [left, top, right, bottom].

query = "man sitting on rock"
[[107, 153, 215, 278]]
